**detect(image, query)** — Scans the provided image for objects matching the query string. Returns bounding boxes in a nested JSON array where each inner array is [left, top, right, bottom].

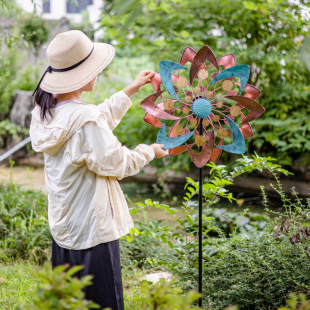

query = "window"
[[43, 0, 51, 13], [66, 0, 93, 14]]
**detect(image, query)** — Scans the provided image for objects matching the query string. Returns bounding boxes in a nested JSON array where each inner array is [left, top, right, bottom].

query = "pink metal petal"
[[179, 47, 198, 66], [210, 139, 224, 163], [169, 144, 195, 156], [186, 131, 215, 168], [234, 82, 261, 100], [190, 46, 219, 85], [227, 90, 237, 96], [208, 54, 236, 69], [150, 72, 179, 93], [143, 113, 163, 128], [141, 91, 179, 120], [225, 95, 265, 125], [240, 112, 253, 139]]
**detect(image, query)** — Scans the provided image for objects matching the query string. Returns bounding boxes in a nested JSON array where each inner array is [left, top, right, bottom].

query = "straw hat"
[[38, 30, 115, 94]]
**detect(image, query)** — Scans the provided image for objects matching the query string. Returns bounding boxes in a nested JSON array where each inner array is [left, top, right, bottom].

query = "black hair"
[[33, 87, 57, 121]]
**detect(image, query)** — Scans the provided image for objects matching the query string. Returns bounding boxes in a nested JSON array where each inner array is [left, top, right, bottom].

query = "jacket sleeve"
[[69, 115, 155, 180], [95, 90, 132, 130]]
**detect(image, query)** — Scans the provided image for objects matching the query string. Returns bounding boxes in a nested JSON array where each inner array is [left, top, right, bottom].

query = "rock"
[[9, 90, 34, 128], [145, 272, 172, 284], [17, 153, 44, 167]]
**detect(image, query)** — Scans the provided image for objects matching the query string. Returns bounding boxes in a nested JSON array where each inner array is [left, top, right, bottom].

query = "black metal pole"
[[198, 117, 203, 308]]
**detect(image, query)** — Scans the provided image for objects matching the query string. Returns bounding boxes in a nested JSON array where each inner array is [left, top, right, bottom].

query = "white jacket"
[[29, 90, 155, 250]]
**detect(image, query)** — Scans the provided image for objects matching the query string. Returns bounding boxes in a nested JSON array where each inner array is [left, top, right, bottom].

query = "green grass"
[[0, 260, 151, 310], [0, 262, 41, 309]]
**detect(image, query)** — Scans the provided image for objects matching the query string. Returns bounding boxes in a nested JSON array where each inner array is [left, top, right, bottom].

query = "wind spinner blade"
[[156, 121, 194, 150], [209, 65, 250, 95], [190, 46, 219, 85], [159, 61, 188, 100], [216, 116, 245, 154]]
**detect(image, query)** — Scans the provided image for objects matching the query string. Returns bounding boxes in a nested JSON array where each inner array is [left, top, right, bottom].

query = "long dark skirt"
[[52, 238, 124, 310]]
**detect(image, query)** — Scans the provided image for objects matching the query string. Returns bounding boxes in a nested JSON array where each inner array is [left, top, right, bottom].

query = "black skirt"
[[52, 238, 124, 310]]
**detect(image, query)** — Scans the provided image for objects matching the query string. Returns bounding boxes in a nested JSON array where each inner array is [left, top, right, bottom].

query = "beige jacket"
[[29, 90, 155, 250]]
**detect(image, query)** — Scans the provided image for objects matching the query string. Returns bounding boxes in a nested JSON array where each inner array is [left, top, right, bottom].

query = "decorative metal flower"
[[141, 46, 265, 168]]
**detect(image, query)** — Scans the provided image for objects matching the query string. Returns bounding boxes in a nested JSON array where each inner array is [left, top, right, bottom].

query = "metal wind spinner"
[[140, 45, 265, 306], [141, 46, 265, 167]]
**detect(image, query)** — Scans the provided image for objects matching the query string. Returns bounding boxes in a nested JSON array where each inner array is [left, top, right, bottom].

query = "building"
[[16, 0, 103, 26]]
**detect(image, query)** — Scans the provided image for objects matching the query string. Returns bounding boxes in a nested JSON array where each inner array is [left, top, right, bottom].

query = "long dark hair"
[[33, 87, 57, 121]]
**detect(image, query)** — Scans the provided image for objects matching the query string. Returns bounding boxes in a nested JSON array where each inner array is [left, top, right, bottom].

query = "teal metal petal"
[[156, 121, 194, 150], [209, 65, 250, 95], [159, 60, 188, 100], [217, 116, 245, 154]]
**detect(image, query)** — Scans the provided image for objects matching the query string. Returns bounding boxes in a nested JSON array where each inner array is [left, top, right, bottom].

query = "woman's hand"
[[150, 143, 169, 158], [123, 70, 155, 98]]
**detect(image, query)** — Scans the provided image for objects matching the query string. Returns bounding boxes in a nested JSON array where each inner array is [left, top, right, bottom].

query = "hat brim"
[[40, 42, 115, 94]]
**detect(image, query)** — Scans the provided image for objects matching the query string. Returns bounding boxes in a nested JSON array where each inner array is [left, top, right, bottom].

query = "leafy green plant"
[[0, 30, 41, 121], [120, 223, 176, 269], [187, 207, 269, 237], [0, 119, 29, 148], [280, 293, 310, 310], [0, 171, 51, 264], [129, 154, 310, 308], [16, 263, 100, 310], [133, 279, 201, 310], [201, 234, 310, 310], [17, 12, 50, 57], [129, 154, 292, 257]]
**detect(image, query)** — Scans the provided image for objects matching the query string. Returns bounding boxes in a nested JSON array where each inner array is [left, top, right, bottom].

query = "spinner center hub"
[[192, 97, 212, 118]]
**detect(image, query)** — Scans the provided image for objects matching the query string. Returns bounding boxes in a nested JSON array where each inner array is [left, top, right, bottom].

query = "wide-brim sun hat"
[[34, 30, 115, 95]]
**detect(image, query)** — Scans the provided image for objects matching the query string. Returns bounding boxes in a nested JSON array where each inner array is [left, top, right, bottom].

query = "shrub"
[[120, 224, 177, 269], [0, 164, 51, 264], [131, 154, 310, 308], [0, 31, 41, 121], [201, 234, 310, 310], [15, 262, 201, 310], [133, 279, 201, 310], [17, 12, 50, 57], [0, 119, 29, 148], [16, 263, 100, 310]]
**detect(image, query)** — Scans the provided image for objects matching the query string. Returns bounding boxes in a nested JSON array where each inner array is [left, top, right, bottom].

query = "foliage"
[[134, 279, 201, 310], [2, 155, 310, 309], [129, 154, 310, 308], [16, 263, 100, 310], [101, 0, 310, 167], [0, 161, 51, 264], [16, 12, 50, 57], [0, 0, 19, 17], [120, 223, 176, 269], [130, 154, 292, 253], [299, 36, 310, 73], [200, 234, 310, 310], [0, 32, 41, 121], [0, 119, 29, 148], [188, 207, 269, 237], [280, 293, 310, 310], [0, 38, 24, 120]]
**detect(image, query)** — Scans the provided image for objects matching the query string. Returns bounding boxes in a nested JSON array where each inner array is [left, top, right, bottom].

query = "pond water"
[[120, 182, 274, 225], [0, 165, 278, 225]]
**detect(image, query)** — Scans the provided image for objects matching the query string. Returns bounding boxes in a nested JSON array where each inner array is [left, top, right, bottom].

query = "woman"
[[29, 30, 168, 310]]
